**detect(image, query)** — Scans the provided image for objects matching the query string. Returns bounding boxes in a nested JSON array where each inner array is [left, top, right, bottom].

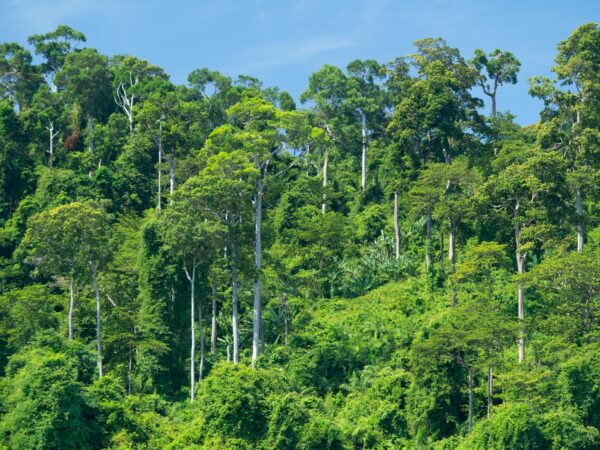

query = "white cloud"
[[232, 36, 353, 73]]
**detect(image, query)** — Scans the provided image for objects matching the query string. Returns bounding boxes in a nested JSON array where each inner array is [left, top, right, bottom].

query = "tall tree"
[[55, 48, 113, 164], [112, 55, 168, 133], [27, 25, 86, 91], [480, 148, 569, 362], [530, 22, 600, 252], [22, 202, 110, 375], [162, 193, 221, 399], [179, 150, 256, 364], [0, 43, 42, 109], [301, 65, 349, 212], [471, 49, 521, 117], [346, 59, 386, 193]]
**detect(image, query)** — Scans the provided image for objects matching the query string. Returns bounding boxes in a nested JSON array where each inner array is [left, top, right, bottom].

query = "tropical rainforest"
[[0, 21, 598, 450]]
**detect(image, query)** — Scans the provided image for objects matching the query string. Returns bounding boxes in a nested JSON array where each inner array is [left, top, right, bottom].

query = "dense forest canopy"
[[0, 21, 598, 449]]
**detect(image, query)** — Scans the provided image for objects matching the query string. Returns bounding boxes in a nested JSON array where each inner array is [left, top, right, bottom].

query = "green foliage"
[[0, 338, 97, 449], [0, 21, 598, 450]]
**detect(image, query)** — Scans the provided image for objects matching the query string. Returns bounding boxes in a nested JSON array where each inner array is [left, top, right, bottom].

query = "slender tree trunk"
[[48, 125, 53, 167], [487, 364, 493, 419], [394, 191, 400, 260], [360, 109, 367, 194], [198, 297, 205, 382], [425, 206, 432, 268], [87, 116, 94, 154], [259, 310, 265, 353], [576, 188, 584, 252], [92, 269, 103, 378], [186, 262, 196, 400], [514, 202, 526, 363], [252, 178, 263, 368], [491, 94, 497, 118], [157, 121, 163, 211], [231, 239, 240, 364], [168, 154, 175, 206], [47, 122, 58, 169], [468, 366, 473, 433], [211, 281, 217, 356], [322, 152, 329, 214], [448, 220, 455, 264], [68, 276, 75, 340], [575, 106, 584, 252]]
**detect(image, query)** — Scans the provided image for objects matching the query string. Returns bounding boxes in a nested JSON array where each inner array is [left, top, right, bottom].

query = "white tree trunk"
[[157, 121, 163, 211], [211, 282, 217, 356], [360, 109, 367, 194], [231, 240, 240, 364], [252, 178, 263, 368], [394, 191, 400, 260], [322, 153, 329, 214], [87, 116, 94, 154], [185, 262, 196, 400], [92, 269, 103, 378], [576, 188, 584, 252], [425, 206, 432, 268], [514, 202, 526, 363], [68, 276, 75, 340], [46, 122, 58, 168], [198, 294, 205, 382], [168, 154, 175, 206]]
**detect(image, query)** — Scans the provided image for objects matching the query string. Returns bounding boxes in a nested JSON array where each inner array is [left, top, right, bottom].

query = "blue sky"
[[0, 0, 598, 124]]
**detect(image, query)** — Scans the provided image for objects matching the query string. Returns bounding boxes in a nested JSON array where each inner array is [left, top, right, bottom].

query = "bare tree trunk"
[[68, 276, 75, 340], [198, 297, 205, 382], [167, 154, 175, 206], [487, 364, 493, 419], [231, 239, 240, 364], [576, 188, 584, 252], [514, 201, 526, 363], [491, 94, 497, 118], [259, 310, 265, 353], [468, 366, 473, 433], [252, 178, 263, 368], [448, 220, 455, 264], [322, 152, 329, 214], [211, 281, 217, 356], [360, 109, 367, 194], [87, 116, 94, 154], [425, 206, 432, 268], [46, 121, 58, 168], [157, 121, 163, 211], [394, 191, 400, 260], [92, 269, 103, 378], [184, 261, 197, 400], [183, 257, 203, 401]]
